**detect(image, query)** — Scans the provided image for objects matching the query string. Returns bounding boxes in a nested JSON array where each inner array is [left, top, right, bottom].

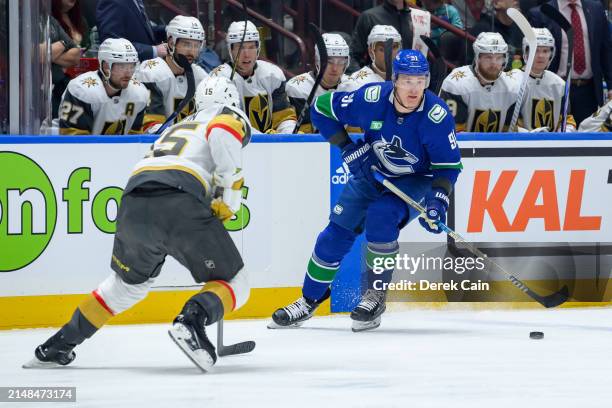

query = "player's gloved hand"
[[341, 140, 378, 184], [211, 198, 234, 222], [418, 188, 450, 234]]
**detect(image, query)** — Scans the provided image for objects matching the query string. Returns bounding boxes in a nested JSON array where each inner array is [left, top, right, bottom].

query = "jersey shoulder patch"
[[441, 67, 473, 94], [137, 58, 174, 83], [363, 84, 382, 103], [209, 63, 231, 78], [286, 73, 314, 98], [427, 103, 448, 123], [67, 71, 107, 104]]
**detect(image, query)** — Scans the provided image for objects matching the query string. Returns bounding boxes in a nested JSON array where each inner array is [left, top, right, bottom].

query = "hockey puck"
[[529, 331, 544, 339]]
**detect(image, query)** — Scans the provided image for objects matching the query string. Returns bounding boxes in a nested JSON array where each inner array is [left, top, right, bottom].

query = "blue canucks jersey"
[[311, 82, 462, 184]]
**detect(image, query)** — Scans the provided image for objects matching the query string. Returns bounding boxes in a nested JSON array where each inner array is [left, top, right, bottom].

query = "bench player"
[[58, 38, 149, 135]]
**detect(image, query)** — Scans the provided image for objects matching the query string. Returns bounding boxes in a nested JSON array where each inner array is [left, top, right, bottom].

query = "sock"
[[365, 241, 399, 291]]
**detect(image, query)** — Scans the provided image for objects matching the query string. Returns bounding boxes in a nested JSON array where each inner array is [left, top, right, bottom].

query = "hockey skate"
[[268, 288, 330, 329], [23, 331, 76, 369], [350, 289, 387, 332], [168, 302, 217, 373]]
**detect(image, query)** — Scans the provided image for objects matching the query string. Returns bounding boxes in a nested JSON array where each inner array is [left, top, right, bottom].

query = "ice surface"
[[2, 307, 612, 407]]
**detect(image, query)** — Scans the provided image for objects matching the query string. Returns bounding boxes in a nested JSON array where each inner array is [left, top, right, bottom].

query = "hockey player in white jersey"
[[136, 15, 209, 131], [440, 32, 520, 132], [339, 25, 401, 92], [58, 38, 149, 135], [578, 101, 612, 131], [210, 20, 297, 133], [510, 28, 576, 132], [25, 77, 252, 373], [285, 33, 350, 133]]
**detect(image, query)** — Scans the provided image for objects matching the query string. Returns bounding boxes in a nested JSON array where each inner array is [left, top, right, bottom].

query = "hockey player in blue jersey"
[[270, 49, 462, 332]]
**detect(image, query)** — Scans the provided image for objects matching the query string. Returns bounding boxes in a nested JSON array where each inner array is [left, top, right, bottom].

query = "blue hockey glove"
[[341, 140, 378, 184], [418, 188, 450, 234]]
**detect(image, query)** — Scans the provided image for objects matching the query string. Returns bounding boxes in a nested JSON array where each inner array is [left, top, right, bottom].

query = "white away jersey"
[[337, 65, 384, 92], [440, 66, 521, 132], [136, 57, 208, 125], [285, 71, 349, 132], [59, 71, 149, 135], [510, 69, 574, 131], [579, 100, 612, 132], [210, 61, 297, 133], [129, 105, 252, 202]]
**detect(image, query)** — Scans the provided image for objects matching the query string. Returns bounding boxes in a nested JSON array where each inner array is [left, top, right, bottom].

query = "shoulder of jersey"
[[508, 68, 525, 81], [67, 71, 108, 104], [441, 66, 474, 93], [137, 57, 174, 82], [501, 70, 522, 91], [125, 78, 150, 103], [349, 66, 378, 84], [206, 106, 252, 142], [543, 70, 566, 86], [209, 63, 232, 78], [355, 81, 391, 105], [192, 64, 209, 83], [286, 73, 314, 97], [255, 60, 286, 81], [422, 91, 451, 124]]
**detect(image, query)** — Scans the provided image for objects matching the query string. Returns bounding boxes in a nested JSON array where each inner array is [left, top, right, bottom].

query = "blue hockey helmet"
[[392, 49, 430, 86]]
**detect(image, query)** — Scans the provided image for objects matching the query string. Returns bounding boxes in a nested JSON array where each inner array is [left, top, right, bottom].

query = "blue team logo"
[[372, 135, 419, 174]]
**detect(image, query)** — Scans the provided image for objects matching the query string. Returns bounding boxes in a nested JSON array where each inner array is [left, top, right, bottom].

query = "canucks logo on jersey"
[[372, 135, 419, 174]]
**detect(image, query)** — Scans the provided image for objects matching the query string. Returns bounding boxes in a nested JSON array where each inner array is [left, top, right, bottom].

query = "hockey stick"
[[155, 54, 195, 134], [507, 8, 537, 132], [229, 0, 249, 81], [541, 4, 573, 132], [217, 318, 256, 357], [420, 35, 447, 95], [292, 23, 328, 134], [384, 38, 394, 81], [371, 168, 570, 308]]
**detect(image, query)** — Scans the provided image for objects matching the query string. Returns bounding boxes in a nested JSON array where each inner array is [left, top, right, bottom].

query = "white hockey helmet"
[[166, 15, 205, 49], [226, 20, 260, 61], [315, 33, 350, 73], [473, 32, 508, 65], [367, 25, 402, 46], [97, 38, 139, 79], [522, 27, 555, 65], [195, 76, 241, 112]]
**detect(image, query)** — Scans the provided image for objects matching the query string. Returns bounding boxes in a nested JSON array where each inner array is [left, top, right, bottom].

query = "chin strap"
[[99, 69, 121, 94]]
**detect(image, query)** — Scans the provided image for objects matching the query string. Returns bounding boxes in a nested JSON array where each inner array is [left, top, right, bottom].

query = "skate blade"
[[22, 357, 63, 369], [168, 325, 214, 373], [351, 316, 381, 333], [267, 320, 305, 329]]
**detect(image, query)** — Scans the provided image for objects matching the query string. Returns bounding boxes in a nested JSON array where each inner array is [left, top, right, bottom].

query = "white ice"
[[2, 307, 612, 408]]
